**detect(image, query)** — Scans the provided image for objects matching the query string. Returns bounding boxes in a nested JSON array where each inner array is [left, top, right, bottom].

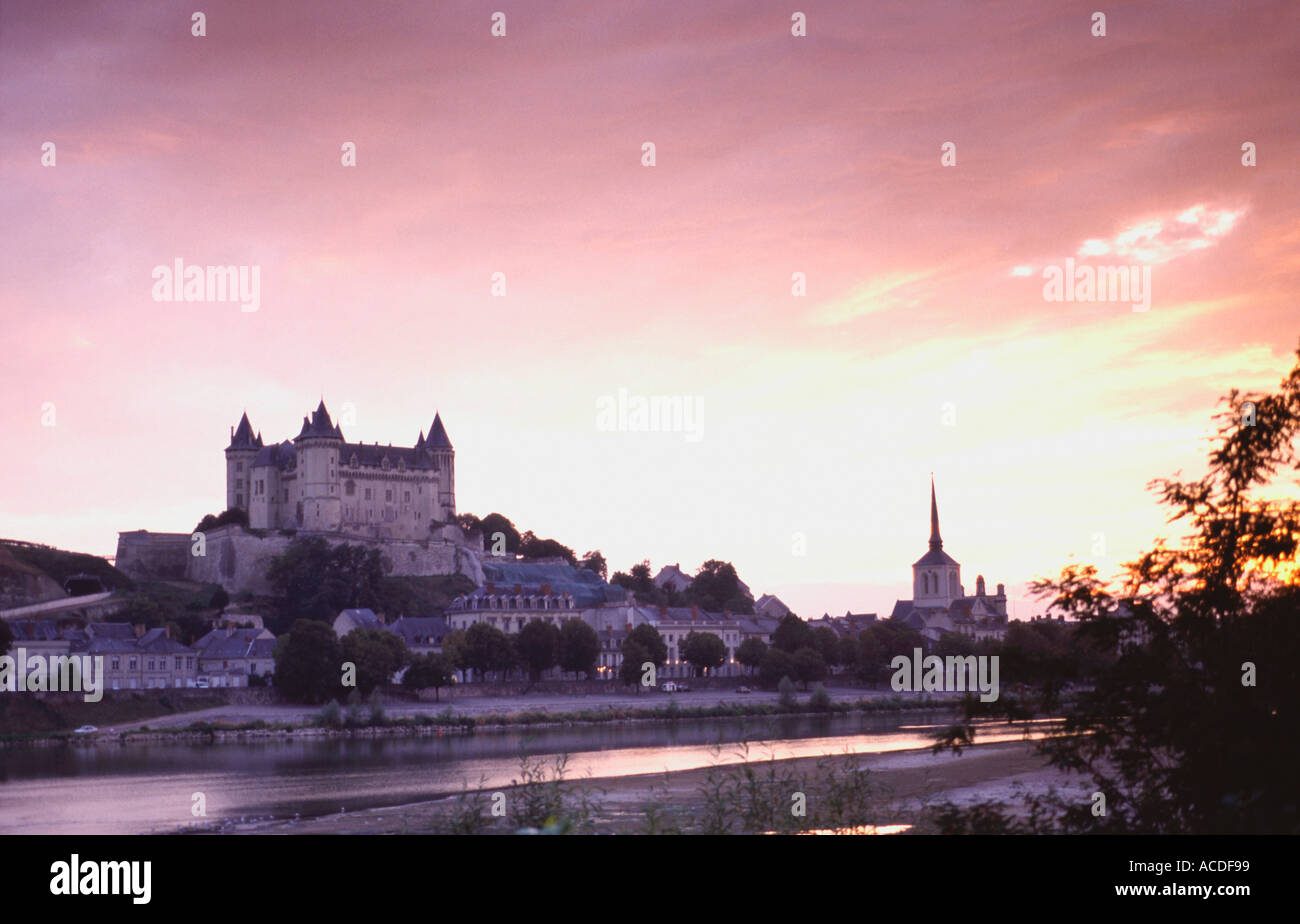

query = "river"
[[0, 711, 1037, 834]]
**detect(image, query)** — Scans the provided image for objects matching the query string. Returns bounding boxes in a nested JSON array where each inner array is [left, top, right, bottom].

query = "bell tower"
[[912, 476, 962, 606]]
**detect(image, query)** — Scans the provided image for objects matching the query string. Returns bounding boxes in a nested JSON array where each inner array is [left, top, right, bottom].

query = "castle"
[[224, 400, 456, 541], [889, 477, 1009, 641]]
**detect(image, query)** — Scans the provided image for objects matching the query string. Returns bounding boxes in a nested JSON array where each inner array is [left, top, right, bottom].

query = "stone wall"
[[114, 531, 192, 581], [183, 525, 485, 595]]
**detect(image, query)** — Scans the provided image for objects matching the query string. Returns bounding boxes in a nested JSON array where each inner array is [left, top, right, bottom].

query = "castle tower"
[[293, 400, 343, 531], [427, 412, 456, 520], [912, 476, 962, 606], [225, 412, 262, 512]]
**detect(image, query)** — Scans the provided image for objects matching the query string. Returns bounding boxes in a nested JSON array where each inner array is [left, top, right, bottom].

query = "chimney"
[[541, 583, 551, 595], [133, 623, 145, 638], [514, 584, 523, 595], [658, 605, 667, 620], [163, 625, 171, 639], [691, 606, 699, 622], [377, 612, 386, 625], [625, 621, 633, 631], [976, 575, 986, 597], [486, 582, 495, 594], [996, 583, 1006, 597]]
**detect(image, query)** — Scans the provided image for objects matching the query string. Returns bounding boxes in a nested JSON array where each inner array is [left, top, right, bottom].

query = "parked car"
[[677, 683, 691, 692], [736, 686, 752, 694], [195, 678, 210, 689], [72, 725, 98, 735], [661, 681, 678, 693]]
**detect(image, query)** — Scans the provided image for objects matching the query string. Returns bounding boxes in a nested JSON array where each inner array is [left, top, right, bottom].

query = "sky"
[[2, 0, 1298, 621]]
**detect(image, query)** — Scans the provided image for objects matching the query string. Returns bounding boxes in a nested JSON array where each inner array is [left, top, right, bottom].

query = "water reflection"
[[0, 710, 1026, 834]]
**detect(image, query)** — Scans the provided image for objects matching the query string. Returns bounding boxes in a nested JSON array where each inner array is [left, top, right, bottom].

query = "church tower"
[[912, 476, 963, 607], [293, 400, 343, 531]]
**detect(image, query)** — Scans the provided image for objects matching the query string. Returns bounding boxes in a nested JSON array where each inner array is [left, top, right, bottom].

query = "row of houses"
[[5, 617, 276, 690]]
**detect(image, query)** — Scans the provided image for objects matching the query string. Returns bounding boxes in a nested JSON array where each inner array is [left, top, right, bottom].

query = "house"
[[76, 622, 198, 690], [754, 594, 792, 619], [193, 625, 277, 687], [652, 564, 694, 593], [388, 616, 450, 655]]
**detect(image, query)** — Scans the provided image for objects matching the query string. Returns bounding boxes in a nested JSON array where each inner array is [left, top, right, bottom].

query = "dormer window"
[[350, 454, 359, 468], [398, 458, 406, 472], [382, 456, 390, 470]]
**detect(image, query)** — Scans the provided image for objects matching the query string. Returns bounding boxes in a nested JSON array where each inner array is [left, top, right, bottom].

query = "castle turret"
[[225, 412, 262, 512], [293, 400, 343, 531], [427, 412, 456, 520]]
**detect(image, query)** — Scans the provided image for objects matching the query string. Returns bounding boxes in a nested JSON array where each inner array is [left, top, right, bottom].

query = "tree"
[[478, 513, 521, 555], [777, 676, 798, 708], [339, 628, 410, 695], [516, 619, 560, 682], [687, 560, 754, 613], [580, 550, 608, 580], [266, 537, 386, 632], [834, 635, 859, 674], [518, 531, 577, 564], [938, 347, 1300, 834], [856, 621, 926, 684], [194, 507, 249, 533], [772, 613, 815, 653], [812, 626, 840, 667], [791, 647, 826, 690], [736, 638, 768, 674], [758, 648, 796, 688], [455, 513, 482, 535], [626, 623, 667, 668], [619, 639, 651, 690], [464, 622, 514, 681], [441, 628, 469, 672], [681, 631, 727, 677], [274, 619, 342, 704], [611, 560, 655, 597], [403, 653, 454, 701], [558, 618, 600, 677]]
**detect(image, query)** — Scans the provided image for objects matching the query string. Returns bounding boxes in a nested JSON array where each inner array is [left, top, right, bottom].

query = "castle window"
[[345, 480, 356, 496], [236, 462, 243, 472], [364, 488, 372, 500], [236, 493, 244, 507], [398, 459, 406, 472], [385, 489, 393, 502], [404, 491, 410, 503]]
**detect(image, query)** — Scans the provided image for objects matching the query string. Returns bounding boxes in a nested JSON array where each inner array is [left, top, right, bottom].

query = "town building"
[[193, 624, 277, 687]]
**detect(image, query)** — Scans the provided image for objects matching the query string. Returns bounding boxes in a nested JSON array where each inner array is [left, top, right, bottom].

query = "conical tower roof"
[[427, 413, 453, 449]]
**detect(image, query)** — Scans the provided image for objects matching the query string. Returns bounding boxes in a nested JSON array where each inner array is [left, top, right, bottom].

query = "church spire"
[[929, 474, 942, 550]]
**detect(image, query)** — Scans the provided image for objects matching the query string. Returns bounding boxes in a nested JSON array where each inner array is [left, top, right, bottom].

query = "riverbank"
[[196, 737, 1079, 835], [1, 687, 971, 747]]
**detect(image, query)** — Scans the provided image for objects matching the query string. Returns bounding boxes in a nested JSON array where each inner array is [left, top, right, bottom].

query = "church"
[[224, 400, 456, 540], [889, 478, 1009, 642]]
